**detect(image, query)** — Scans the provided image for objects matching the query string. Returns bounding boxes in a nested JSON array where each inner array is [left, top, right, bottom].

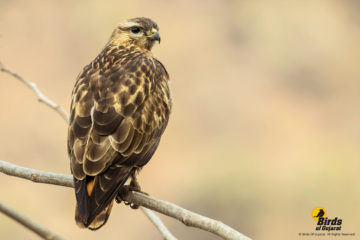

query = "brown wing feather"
[[68, 44, 171, 228]]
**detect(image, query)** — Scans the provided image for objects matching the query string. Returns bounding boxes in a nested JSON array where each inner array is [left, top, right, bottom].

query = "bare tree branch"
[[0, 201, 64, 240], [124, 192, 249, 240], [0, 160, 177, 239], [140, 207, 177, 240], [0, 160, 251, 240], [0, 160, 73, 187], [0, 61, 177, 239], [0, 62, 69, 123]]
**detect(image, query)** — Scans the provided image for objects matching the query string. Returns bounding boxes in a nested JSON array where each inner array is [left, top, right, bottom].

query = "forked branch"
[[0, 160, 251, 240]]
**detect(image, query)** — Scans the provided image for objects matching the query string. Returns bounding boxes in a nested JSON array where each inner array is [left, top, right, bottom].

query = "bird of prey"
[[67, 17, 171, 230]]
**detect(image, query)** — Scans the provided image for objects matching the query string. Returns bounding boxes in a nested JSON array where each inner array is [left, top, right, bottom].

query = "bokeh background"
[[0, 1, 359, 239]]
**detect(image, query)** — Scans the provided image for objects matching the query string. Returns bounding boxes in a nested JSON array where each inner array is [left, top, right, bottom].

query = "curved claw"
[[130, 203, 139, 209], [115, 184, 146, 210], [115, 196, 122, 204]]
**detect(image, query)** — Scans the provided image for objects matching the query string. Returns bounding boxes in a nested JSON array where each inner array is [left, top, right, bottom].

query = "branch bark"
[[0, 160, 251, 240], [0, 201, 64, 240]]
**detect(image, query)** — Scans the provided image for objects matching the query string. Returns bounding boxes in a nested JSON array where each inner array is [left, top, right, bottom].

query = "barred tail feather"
[[75, 199, 115, 230]]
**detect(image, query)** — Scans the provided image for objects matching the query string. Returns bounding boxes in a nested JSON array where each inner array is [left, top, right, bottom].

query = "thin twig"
[[0, 201, 64, 240], [0, 61, 177, 239], [140, 207, 177, 240], [0, 62, 69, 123], [0, 160, 252, 240]]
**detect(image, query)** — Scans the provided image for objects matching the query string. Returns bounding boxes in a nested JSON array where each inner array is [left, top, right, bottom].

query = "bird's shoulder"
[[70, 45, 160, 117]]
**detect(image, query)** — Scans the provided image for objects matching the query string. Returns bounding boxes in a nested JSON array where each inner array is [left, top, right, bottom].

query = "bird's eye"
[[131, 27, 141, 34]]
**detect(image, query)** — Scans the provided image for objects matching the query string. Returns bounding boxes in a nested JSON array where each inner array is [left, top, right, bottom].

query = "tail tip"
[[75, 200, 114, 230]]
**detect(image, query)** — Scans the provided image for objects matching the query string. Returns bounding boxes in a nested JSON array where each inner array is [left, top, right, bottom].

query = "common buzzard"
[[67, 17, 171, 230]]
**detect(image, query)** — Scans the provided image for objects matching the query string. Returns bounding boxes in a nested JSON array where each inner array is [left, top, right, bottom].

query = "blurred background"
[[0, 0, 359, 239]]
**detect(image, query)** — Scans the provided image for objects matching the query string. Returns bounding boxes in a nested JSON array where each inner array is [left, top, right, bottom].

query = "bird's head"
[[108, 17, 160, 51]]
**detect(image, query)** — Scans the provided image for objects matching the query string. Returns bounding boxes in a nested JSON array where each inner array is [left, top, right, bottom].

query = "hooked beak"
[[150, 28, 161, 43]]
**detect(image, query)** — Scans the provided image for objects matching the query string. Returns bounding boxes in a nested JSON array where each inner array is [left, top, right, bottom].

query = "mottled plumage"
[[67, 17, 171, 230]]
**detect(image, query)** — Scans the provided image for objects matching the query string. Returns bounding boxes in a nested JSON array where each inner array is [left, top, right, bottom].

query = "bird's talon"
[[130, 203, 139, 209], [115, 196, 122, 204]]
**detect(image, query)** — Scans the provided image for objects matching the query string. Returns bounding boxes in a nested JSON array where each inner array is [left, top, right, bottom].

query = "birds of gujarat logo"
[[312, 207, 326, 221], [311, 207, 343, 231]]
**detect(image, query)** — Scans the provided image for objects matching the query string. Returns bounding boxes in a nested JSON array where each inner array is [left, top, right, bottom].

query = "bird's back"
[[68, 43, 171, 229]]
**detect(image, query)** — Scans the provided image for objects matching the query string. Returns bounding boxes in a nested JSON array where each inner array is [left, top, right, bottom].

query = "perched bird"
[[67, 17, 171, 230]]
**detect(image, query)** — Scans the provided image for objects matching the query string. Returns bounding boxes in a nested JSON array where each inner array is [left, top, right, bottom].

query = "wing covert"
[[68, 46, 171, 227]]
